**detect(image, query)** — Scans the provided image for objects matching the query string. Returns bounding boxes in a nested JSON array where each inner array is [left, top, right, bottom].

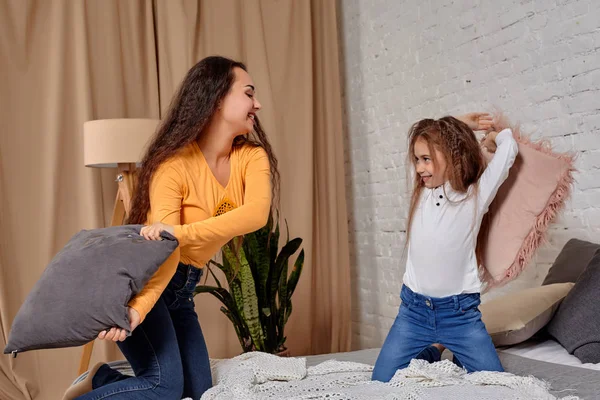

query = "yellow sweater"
[[128, 142, 271, 321]]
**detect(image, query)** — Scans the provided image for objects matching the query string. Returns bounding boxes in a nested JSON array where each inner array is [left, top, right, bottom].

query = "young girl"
[[372, 114, 518, 382], [64, 56, 279, 399]]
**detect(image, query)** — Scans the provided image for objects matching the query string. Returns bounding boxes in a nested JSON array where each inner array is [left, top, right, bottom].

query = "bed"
[[302, 340, 599, 399], [72, 239, 600, 399], [73, 338, 599, 399]]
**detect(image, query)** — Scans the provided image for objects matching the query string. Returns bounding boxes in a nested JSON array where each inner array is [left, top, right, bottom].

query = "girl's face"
[[414, 137, 447, 188], [218, 67, 262, 136]]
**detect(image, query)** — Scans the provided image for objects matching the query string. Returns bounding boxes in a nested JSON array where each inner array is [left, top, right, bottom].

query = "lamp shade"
[[83, 118, 159, 168]]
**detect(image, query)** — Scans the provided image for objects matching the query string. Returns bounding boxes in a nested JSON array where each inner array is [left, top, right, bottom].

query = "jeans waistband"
[[401, 284, 479, 310], [178, 262, 202, 283]]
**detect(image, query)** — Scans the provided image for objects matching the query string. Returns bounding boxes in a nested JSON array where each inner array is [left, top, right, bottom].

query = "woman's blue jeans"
[[77, 263, 212, 399]]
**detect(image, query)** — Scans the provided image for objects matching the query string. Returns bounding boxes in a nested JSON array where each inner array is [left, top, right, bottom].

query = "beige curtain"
[[0, 0, 350, 398], [309, 0, 352, 355]]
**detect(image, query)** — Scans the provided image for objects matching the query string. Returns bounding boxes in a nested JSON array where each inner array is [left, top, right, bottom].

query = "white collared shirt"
[[403, 129, 519, 297]]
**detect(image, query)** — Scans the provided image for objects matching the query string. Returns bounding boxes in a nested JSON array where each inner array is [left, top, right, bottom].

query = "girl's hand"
[[140, 222, 174, 240], [457, 112, 494, 131], [97, 308, 140, 341], [481, 130, 499, 153]]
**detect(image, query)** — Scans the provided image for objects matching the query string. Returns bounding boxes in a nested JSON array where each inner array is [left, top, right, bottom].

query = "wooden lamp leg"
[[77, 163, 137, 376]]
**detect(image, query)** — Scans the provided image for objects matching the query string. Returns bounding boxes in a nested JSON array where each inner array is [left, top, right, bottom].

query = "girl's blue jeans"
[[372, 284, 503, 382]]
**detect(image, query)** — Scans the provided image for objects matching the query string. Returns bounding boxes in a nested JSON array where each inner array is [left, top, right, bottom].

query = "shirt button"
[[439, 195, 443, 199], [425, 300, 431, 307], [436, 203, 440, 206]]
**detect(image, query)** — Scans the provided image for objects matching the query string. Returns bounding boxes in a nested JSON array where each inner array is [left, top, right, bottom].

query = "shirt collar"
[[428, 181, 454, 194]]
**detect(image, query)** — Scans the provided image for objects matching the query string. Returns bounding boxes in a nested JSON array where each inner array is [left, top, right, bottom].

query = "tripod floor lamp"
[[80, 118, 159, 375]]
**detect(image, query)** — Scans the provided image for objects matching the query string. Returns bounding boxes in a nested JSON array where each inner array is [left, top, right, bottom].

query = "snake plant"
[[194, 210, 304, 354]]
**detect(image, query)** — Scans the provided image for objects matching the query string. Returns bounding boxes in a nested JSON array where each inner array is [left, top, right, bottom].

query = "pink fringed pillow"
[[477, 114, 576, 290]]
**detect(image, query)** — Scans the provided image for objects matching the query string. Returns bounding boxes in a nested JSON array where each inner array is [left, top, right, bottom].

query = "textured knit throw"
[[200, 352, 579, 400]]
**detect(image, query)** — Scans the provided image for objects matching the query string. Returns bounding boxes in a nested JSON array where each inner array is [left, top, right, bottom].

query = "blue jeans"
[[372, 284, 503, 382], [77, 263, 212, 399]]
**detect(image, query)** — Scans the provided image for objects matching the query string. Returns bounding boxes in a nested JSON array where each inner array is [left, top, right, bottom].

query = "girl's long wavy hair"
[[405, 116, 486, 245], [128, 56, 280, 225]]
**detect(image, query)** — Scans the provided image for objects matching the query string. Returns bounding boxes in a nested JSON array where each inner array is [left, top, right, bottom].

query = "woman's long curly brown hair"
[[405, 116, 486, 244], [128, 56, 280, 225]]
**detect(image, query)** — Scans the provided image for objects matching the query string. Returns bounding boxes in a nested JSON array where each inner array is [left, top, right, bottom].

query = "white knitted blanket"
[[199, 352, 580, 400]]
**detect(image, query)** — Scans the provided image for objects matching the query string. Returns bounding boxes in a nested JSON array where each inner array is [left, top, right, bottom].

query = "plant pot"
[[275, 348, 290, 357], [240, 347, 291, 357]]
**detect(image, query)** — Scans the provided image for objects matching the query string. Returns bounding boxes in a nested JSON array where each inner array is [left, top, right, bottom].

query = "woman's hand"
[[98, 307, 141, 341], [128, 307, 141, 331], [457, 112, 494, 131], [140, 222, 174, 240], [481, 130, 499, 153]]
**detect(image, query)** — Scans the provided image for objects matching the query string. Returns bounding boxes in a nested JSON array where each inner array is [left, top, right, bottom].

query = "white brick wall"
[[338, 0, 600, 350]]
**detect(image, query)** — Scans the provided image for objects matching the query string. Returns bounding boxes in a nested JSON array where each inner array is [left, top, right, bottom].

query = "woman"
[[64, 56, 280, 400]]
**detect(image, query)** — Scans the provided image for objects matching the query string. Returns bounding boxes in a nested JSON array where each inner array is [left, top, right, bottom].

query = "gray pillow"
[[4, 225, 178, 355], [546, 249, 600, 363], [542, 238, 600, 286]]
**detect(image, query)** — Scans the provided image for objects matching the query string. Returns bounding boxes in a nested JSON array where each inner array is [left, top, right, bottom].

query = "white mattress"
[[498, 339, 600, 371]]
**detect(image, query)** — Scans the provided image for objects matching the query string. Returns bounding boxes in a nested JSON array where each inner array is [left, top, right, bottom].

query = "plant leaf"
[[194, 286, 235, 313], [221, 244, 237, 282], [244, 230, 270, 314], [265, 213, 280, 351], [285, 218, 290, 244], [222, 245, 245, 319], [284, 302, 293, 326], [271, 238, 302, 303], [206, 260, 224, 289], [270, 237, 301, 347], [220, 306, 251, 352], [238, 247, 265, 351], [286, 249, 304, 301]]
